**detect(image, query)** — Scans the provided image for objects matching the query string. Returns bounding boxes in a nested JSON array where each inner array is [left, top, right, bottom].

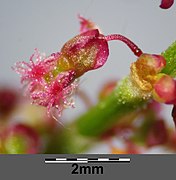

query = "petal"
[[93, 35, 109, 69], [58, 29, 109, 77], [61, 29, 99, 53], [160, 0, 174, 9], [78, 15, 97, 33]]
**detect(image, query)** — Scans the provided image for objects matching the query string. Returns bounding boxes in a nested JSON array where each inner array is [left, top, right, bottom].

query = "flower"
[[160, 0, 174, 9], [14, 16, 144, 117], [14, 29, 109, 117]]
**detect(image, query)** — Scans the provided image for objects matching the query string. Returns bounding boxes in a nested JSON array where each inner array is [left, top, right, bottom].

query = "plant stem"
[[74, 76, 150, 137]]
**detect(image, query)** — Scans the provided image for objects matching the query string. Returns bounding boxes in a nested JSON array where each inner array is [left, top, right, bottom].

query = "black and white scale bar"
[[45, 157, 130, 164]]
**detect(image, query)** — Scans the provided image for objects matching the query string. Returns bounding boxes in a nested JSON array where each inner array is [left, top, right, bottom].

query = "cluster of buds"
[[130, 54, 176, 104], [130, 53, 176, 128]]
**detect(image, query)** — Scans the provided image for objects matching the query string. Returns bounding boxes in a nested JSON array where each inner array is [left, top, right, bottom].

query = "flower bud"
[[57, 29, 109, 77], [152, 73, 176, 104], [160, 0, 174, 9], [130, 54, 166, 91]]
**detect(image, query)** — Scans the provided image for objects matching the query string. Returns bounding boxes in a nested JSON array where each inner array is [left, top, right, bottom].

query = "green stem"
[[74, 76, 150, 137], [161, 41, 176, 77]]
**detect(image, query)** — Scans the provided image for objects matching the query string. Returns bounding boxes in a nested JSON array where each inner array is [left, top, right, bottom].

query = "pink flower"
[[160, 0, 174, 9], [14, 16, 143, 117]]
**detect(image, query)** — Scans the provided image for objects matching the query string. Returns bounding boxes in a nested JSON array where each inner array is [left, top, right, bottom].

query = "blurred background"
[[0, 0, 176, 153]]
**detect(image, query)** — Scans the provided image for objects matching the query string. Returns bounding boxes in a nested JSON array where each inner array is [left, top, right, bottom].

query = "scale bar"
[[45, 157, 130, 164]]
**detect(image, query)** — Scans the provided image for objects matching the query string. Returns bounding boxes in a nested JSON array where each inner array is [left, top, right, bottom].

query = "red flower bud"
[[160, 0, 174, 9], [152, 74, 176, 104], [131, 54, 166, 91]]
